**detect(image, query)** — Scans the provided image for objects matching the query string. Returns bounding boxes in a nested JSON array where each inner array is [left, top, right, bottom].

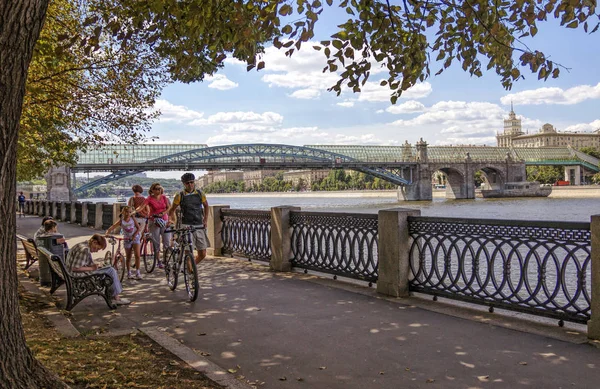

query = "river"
[[84, 187, 600, 222]]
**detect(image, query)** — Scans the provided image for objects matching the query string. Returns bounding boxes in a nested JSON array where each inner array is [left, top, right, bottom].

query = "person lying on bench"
[[65, 234, 131, 306]]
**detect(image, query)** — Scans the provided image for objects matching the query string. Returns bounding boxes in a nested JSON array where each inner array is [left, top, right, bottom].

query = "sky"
[[139, 7, 600, 179]]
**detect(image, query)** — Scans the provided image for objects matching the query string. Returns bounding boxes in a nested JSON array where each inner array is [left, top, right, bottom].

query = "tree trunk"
[[0, 1, 67, 388]]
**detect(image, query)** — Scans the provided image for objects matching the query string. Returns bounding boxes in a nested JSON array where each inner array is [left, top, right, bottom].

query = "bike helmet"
[[181, 172, 195, 183], [154, 218, 167, 229]]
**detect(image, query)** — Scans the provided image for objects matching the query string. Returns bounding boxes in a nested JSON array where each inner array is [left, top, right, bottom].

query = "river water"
[[86, 191, 599, 222]]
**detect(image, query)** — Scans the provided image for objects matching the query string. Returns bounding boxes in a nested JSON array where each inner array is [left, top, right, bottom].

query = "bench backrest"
[[17, 234, 38, 261], [37, 247, 70, 282]]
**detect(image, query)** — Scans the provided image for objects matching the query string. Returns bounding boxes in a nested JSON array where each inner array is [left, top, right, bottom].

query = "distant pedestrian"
[[17, 192, 26, 217]]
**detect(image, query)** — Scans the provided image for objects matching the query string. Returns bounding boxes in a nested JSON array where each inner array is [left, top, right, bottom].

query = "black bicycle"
[[163, 225, 201, 302]]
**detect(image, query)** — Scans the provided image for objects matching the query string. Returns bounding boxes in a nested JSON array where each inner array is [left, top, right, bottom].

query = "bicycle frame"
[[104, 235, 127, 282], [163, 226, 201, 302]]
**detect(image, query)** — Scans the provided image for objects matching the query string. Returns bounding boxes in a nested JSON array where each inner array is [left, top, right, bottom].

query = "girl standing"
[[106, 206, 142, 280]]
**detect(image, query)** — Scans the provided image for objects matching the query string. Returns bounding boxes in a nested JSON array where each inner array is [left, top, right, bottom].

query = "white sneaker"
[[115, 298, 131, 306], [127, 271, 134, 279], [135, 271, 143, 280]]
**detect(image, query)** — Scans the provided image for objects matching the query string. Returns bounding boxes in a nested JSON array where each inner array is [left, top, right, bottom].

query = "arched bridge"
[[73, 144, 417, 194], [69, 142, 599, 200]]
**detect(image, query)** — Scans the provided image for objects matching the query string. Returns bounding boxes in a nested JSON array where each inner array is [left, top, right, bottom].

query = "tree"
[[579, 147, 600, 160], [526, 165, 563, 184], [3, 1, 599, 387], [18, 0, 166, 181]]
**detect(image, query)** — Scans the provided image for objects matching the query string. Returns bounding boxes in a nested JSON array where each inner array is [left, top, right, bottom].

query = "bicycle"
[[163, 225, 201, 302], [139, 217, 155, 273], [103, 235, 128, 282]]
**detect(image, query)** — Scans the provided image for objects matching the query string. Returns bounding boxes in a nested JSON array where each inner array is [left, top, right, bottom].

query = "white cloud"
[[563, 119, 600, 133], [257, 43, 431, 103], [206, 74, 239, 90], [501, 82, 600, 106], [390, 101, 504, 128], [356, 81, 432, 102], [189, 111, 284, 126], [289, 88, 321, 99], [153, 99, 204, 123], [385, 100, 426, 114], [337, 100, 355, 108]]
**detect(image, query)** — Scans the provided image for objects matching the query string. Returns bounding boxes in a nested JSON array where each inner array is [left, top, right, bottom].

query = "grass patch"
[[20, 286, 223, 389]]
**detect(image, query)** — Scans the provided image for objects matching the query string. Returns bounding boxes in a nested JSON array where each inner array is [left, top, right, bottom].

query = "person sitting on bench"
[[65, 234, 131, 306]]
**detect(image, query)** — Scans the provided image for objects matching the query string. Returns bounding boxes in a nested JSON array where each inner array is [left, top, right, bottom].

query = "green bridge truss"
[[73, 144, 599, 194]]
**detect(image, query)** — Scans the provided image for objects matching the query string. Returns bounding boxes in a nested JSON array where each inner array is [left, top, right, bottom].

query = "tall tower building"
[[496, 102, 523, 147]]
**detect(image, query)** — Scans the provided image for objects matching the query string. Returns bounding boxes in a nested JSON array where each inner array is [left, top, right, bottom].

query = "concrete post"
[[70, 201, 77, 223], [95, 202, 106, 230], [81, 202, 88, 226], [51, 201, 58, 219], [206, 205, 230, 257], [376, 207, 421, 297], [37, 201, 44, 216], [588, 214, 600, 341], [270, 206, 300, 272], [60, 202, 67, 221]]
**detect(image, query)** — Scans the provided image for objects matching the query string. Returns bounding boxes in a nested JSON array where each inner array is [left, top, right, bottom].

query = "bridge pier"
[[45, 166, 74, 201]]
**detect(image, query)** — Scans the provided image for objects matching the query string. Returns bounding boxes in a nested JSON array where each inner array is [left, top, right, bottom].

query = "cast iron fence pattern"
[[407, 216, 591, 324], [65, 202, 71, 220], [221, 209, 272, 260], [75, 203, 82, 225], [87, 203, 96, 227], [102, 205, 114, 230], [290, 211, 379, 283]]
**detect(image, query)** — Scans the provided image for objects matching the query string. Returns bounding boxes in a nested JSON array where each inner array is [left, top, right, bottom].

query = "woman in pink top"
[[135, 182, 171, 268]]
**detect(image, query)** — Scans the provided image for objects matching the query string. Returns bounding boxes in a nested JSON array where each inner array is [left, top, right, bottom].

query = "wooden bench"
[[37, 247, 117, 311], [17, 234, 38, 269]]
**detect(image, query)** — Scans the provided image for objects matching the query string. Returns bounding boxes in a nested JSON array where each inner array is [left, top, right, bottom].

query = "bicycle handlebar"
[[164, 225, 205, 234]]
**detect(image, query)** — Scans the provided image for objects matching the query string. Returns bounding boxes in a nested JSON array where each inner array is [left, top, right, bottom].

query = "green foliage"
[[579, 147, 600, 160], [591, 173, 600, 185], [18, 0, 167, 181], [526, 165, 563, 184], [66, 0, 599, 106], [201, 170, 395, 194]]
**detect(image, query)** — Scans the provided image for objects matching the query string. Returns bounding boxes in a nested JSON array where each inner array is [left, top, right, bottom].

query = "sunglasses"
[[184, 181, 195, 185]]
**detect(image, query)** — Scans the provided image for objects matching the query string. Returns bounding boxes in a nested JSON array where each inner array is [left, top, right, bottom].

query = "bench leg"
[[103, 288, 117, 310], [49, 272, 64, 295]]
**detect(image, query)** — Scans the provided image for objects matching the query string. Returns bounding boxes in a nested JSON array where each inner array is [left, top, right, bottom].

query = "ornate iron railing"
[[290, 211, 379, 283], [87, 203, 96, 227], [221, 209, 271, 261], [408, 216, 591, 324], [75, 203, 82, 224], [102, 204, 114, 230]]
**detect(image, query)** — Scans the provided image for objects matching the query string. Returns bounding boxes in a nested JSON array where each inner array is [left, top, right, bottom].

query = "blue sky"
[[141, 10, 600, 178]]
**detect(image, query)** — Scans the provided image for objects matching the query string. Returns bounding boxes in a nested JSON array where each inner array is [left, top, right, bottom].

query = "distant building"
[[283, 170, 330, 187], [243, 170, 282, 187], [497, 104, 600, 149]]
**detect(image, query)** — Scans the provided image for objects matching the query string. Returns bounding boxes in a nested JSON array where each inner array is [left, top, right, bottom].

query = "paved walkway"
[[16, 215, 600, 388]]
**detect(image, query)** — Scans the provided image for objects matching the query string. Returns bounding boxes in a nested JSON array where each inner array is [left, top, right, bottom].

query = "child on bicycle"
[[106, 206, 142, 280]]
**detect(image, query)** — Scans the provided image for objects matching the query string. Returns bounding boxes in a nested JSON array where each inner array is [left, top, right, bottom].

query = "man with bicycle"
[[168, 173, 209, 264]]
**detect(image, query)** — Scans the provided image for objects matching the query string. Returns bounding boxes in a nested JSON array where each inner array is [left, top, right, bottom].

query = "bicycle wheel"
[[141, 238, 155, 273], [164, 247, 178, 291], [114, 254, 126, 282], [183, 253, 199, 302]]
